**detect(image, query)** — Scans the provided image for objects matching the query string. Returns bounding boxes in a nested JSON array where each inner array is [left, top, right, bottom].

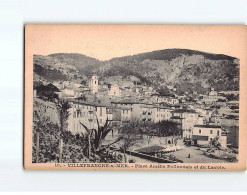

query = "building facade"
[[171, 109, 200, 140], [192, 125, 227, 147], [67, 100, 107, 134]]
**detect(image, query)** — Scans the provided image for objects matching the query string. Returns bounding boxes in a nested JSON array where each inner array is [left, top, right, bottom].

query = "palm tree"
[[56, 100, 71, 163], [80, 117, 112, 154]]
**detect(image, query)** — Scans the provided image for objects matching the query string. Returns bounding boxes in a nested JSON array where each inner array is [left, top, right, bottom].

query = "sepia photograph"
[[2, 0, 247, 193], [24, 24, 246, 170]]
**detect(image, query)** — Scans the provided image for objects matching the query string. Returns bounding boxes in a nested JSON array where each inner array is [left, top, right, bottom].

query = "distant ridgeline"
[[33, 49, 239, 94]]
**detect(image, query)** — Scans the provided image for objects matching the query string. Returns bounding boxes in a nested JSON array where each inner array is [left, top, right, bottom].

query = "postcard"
[[24, 24, 247, 170]]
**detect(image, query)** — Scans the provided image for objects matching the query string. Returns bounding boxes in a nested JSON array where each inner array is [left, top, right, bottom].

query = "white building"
[[67, 99, 107, 134], [62, 88, 75, 97], [108, 84, 121, 97], [192, 125, 227, 147], [170, 109, 199, 140], [153, 106, 172, 123]]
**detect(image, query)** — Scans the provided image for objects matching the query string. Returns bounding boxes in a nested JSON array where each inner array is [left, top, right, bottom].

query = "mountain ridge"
[[34, 48, 239, 94]]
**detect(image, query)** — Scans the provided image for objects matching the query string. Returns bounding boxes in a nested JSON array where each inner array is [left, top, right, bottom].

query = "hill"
[[100, 49, 239, 94], [33, 49, 239, 94], [112, 48, 236, 62], [48, 53, 102, 76]]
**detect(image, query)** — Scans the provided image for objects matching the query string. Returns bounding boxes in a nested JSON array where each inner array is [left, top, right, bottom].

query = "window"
[[100, 107, 102, 117], [210, 130, 213, 134], [199, 129, 201, 134], [217, 130, 219, 136], [95, 81, 97, 84]]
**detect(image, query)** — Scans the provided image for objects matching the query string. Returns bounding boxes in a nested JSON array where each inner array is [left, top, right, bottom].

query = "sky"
[[26, 24, 246, 61]]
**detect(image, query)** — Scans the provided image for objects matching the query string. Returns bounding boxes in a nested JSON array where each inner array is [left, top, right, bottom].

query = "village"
[[33, 74, 239, 164]]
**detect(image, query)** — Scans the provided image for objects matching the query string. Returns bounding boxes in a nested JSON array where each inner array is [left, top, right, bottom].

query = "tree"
[[80, 118, 112, 154], [56, 100, 71, 163], [33, 101, 51, 163], [157, 86, 171, 96], [35, 83, 60, 102], [211, 136, 221, 148], [120, 122, 143, 162]]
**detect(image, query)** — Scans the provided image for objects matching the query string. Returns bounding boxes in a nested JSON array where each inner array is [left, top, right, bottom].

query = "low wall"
[[124, 150, 182, 163]]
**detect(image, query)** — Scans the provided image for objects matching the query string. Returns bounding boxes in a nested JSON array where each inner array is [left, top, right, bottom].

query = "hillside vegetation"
[[33, 49, 239, 94]]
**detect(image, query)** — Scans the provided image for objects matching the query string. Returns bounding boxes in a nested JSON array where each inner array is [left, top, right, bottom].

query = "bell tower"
[[91, 75, 98, 94]]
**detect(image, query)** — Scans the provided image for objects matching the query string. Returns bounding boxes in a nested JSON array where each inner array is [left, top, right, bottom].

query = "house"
[[108, 84, 122, 97], [111, 100, 142, 121], [171, 109, 199, 140], [151, 94, 167, 103], [151, 94, 179, 105], [167, 97, 179, 105], [67, 99, 107, 134], [195, 108, 213, 122], [210, 114, 222, 126], [62, 88, 75, 97], [201, 89, 227, 103], [153, 106, 172, 123], [192, 125, 227, 147]]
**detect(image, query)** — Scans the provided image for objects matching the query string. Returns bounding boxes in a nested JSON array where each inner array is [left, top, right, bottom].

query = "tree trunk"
[[36, 131, 40, 163], [88, 135, 91, 160], [59, 137, 63, 163]]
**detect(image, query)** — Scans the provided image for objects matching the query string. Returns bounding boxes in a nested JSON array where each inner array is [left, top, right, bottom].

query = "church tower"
[[91, 75, 98, 94]]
